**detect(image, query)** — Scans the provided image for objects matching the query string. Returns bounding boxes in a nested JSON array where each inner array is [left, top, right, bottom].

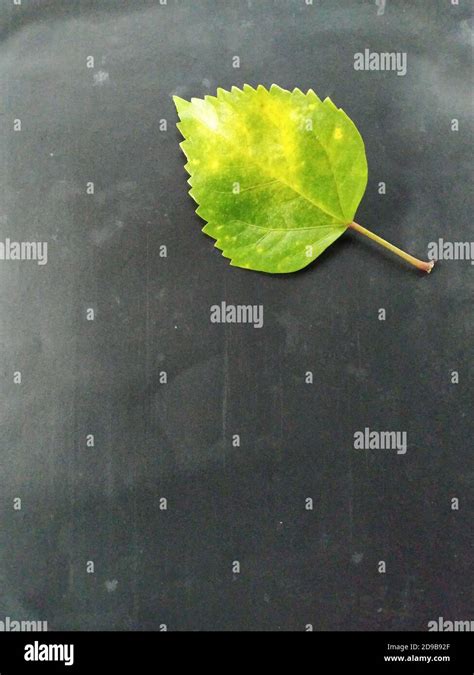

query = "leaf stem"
[[348, 221, 434, 273]]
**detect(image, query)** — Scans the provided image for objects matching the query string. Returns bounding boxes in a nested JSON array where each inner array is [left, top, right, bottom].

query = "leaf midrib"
[[222, 218, 347, 233], [195, 106, 345, 224]]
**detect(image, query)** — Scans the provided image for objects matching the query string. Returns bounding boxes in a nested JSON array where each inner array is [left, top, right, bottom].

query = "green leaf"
[[174, 84, 368, 273]]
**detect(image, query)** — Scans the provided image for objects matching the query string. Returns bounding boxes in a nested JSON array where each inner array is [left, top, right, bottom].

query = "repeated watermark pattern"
[[354, 48, 407, 76], [210, 302, 263, 328], [427, 239, 474, 265], [0, 238, 48, 265], [0, 617, 48, 631], [354, 427, 407, 455], [428, 617, 474, 632]]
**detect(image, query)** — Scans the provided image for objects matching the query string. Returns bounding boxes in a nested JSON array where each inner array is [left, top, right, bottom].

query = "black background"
[[0, 0, 472, 631]]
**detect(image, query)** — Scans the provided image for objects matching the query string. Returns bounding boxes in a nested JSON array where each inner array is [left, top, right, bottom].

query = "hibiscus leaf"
[[174, 85, 434, 274]]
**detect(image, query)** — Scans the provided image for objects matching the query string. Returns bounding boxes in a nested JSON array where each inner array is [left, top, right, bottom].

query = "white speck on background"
[[93, 70, 110, 86]]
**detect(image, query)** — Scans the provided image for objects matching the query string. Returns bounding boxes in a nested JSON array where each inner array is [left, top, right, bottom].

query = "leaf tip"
[[172, 95, 189, 115]]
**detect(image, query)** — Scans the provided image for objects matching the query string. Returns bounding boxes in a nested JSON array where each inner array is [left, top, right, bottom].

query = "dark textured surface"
[[0, 0, 472, 631]]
